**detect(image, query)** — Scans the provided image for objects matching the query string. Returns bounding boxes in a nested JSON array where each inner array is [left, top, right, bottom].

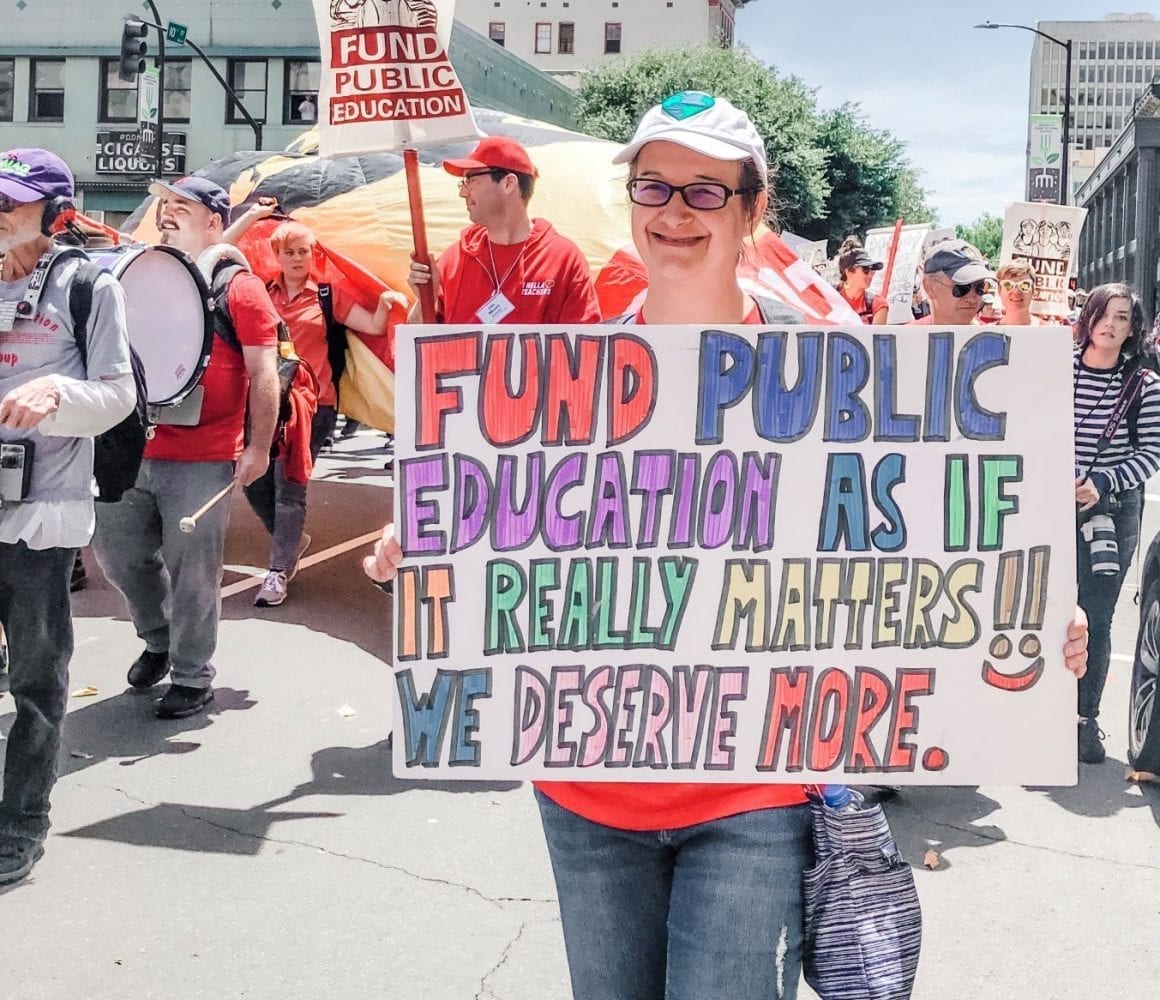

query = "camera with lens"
[[0, 441, 33, 505], [1078, 491, 1120, 576]]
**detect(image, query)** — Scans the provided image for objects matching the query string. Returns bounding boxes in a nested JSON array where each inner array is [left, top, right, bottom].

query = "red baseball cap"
[[442, 136, 539, 178]]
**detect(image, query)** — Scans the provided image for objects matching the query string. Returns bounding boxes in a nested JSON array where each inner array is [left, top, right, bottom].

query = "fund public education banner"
[[311, 0, 481, 156], [393, 323, 1078, 784], [1001, 202, 1088, 319]]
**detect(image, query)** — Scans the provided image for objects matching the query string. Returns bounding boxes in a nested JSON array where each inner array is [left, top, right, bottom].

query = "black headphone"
[[41, 195, 76, 237]]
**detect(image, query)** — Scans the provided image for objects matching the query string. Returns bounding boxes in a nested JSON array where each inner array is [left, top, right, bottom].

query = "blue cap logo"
[[661, 91, 716, 122]]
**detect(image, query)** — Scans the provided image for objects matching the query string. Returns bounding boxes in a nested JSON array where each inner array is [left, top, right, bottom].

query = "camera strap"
[[1080, 365, 1150, 477]]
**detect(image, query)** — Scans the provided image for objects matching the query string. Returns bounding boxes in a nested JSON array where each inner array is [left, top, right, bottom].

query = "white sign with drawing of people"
[[1000, 202, 1088, 319]]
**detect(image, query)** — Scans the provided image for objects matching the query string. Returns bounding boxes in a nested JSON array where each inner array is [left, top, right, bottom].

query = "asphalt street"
[[2, 430, 1158, 1000]]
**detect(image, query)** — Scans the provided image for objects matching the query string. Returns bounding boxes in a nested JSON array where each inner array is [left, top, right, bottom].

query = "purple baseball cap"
[[149, 175, 231, 225], [0, 148, 75, 202]]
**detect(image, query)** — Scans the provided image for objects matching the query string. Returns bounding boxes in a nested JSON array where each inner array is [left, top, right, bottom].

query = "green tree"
[[574, 45, 936, 241], [575, 45, 829, 231], [954, 213, 1003, 267], [798, 105, 936, 247]]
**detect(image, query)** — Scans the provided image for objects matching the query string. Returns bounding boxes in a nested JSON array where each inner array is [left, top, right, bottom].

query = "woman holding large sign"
[[1073, 283, 1160, 764], [365, 93, 1092, 999]]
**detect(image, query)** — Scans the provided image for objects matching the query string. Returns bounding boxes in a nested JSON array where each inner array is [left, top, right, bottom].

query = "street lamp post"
[[976, 21, 1073, 205]]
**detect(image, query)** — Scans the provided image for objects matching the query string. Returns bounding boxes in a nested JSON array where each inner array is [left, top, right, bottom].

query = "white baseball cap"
[[613, 92, 768, 186]]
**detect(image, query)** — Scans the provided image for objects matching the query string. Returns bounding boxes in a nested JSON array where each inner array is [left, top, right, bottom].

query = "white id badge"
[[476, 291, 516, 324]]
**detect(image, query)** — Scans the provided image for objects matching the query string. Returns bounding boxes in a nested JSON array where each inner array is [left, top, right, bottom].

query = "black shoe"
[[70, 553, 87, 593], [1078, 718, 1107, 764], [156, 684, 214, 719], [127, 649, 170, 690], [0, 840, 44, 886], [339, 418, 361, 438]]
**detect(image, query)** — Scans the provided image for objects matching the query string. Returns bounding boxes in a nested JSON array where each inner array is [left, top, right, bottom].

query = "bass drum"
[[87, 244, 213, 405]]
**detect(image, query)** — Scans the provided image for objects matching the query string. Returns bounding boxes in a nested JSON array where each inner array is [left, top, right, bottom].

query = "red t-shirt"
[[268, 277, 355, 408], [435, 219, 601, 325], [841, 288, 888, 324], [146, 271, 281, 462], [536, 297, 808, 832]]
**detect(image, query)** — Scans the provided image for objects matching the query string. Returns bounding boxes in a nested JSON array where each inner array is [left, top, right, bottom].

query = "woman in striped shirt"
[[1074, 282, 1160, 763]]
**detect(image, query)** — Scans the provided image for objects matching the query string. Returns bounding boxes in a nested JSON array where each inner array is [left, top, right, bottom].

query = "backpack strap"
[[753, 295, 806, 325], [210, 259, 247, 354], [317, 282, 349, 386], [66, 258, 103, 372]]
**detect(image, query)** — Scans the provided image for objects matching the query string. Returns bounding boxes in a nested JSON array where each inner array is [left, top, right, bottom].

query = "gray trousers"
[[91, 459, 234, 689]]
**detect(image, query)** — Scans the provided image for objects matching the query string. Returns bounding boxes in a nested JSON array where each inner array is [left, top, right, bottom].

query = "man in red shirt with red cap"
[[407, 136, 600, 324]]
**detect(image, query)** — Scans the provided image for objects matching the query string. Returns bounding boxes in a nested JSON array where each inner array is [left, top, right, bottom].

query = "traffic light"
[[118, 14, 148, 82]]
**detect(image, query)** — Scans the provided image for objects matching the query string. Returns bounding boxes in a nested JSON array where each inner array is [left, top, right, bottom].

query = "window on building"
[[1079, 64, 1087, 83], [1116, 64, 1124, 82], [1098, 65, 1105, 83], [604, 22, 622, 54], [164, 59, 192, 122], [227, 58, 267, 124], [534, 22, 551, 54], [1117, 42, 1125, 60], [29, 58, 64, 122], [1148, 42, 1154, 60], [1127, 42, 1135, 60], [489, 21, 505, 46], [1098, 42, 1106, 59], [284, 59, 320, 124], [98, 57, 136, 122], [1079, 41, 1088, 59], [0, 59, 12, 123], [558, 21, 574, 54]]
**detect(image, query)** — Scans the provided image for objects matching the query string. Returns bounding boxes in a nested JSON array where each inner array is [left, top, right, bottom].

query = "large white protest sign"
[[311, 0, 481, 156], [1001, 202, 1087, 319], [866, 223, 933, 323], [391, 322, 1078, 785]]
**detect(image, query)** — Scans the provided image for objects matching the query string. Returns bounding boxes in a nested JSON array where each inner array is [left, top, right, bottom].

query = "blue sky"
[[737, 0, 1112, 227]]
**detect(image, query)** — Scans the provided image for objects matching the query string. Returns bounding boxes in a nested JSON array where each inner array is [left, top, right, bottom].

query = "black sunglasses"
[[627, 179, 757, 212], [951, 280, 988, 298]]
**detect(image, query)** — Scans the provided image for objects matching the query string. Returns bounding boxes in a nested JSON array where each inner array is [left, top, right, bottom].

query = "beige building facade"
[[454, 0, 754, 83]]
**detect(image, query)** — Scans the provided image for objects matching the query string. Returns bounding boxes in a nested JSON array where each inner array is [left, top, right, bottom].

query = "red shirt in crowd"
[[435, 218, 601, 325], [146, 271, 281, 462], [267, 276, 356, 409], [536, 296, 808, 833], [840, 288, 888, 324]]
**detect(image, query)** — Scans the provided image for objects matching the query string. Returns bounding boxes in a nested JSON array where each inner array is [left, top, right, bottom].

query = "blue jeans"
[[1077, 485, 1143, 719], [0, 541, 76, 848], [535, 790, 813, 1000]]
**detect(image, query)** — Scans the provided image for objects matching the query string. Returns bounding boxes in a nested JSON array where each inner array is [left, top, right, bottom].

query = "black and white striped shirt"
[[1074, 354, 1160, 491]]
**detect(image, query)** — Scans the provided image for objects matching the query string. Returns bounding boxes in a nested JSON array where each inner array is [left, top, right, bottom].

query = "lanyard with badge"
[[0, 248, 63, 333], [476, 238, 527, 324]]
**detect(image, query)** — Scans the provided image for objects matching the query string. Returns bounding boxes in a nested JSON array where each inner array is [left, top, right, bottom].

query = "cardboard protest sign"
[[392, 323, 1077, 785], [1001, 202, 1087, 319], [866, 223, 932, 323], [311, 0, 481, 156]]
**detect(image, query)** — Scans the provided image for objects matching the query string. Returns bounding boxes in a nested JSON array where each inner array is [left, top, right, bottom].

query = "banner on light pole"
[[1027, 115, 1063, 204]]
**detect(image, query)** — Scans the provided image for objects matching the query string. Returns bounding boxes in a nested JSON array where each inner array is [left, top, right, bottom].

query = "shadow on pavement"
[[59, 736, 520, 856], [871, 786, 1008, 870], [1031, 756, 1160, 826]]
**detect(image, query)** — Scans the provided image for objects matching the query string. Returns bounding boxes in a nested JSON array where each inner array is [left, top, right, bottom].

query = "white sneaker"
[[254, 570, 288, 607]]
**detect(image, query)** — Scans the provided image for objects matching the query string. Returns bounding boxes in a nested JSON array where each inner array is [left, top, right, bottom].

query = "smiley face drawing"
[[982, 632, 1045, 692]]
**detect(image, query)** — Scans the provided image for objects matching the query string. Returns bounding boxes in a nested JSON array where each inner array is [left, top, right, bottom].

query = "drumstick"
[[179, 484, 234, 533]]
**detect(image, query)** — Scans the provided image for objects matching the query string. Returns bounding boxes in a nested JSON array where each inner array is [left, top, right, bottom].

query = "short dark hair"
[[1074, 282, 1148, 358], [485, 167, 535, 202]]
